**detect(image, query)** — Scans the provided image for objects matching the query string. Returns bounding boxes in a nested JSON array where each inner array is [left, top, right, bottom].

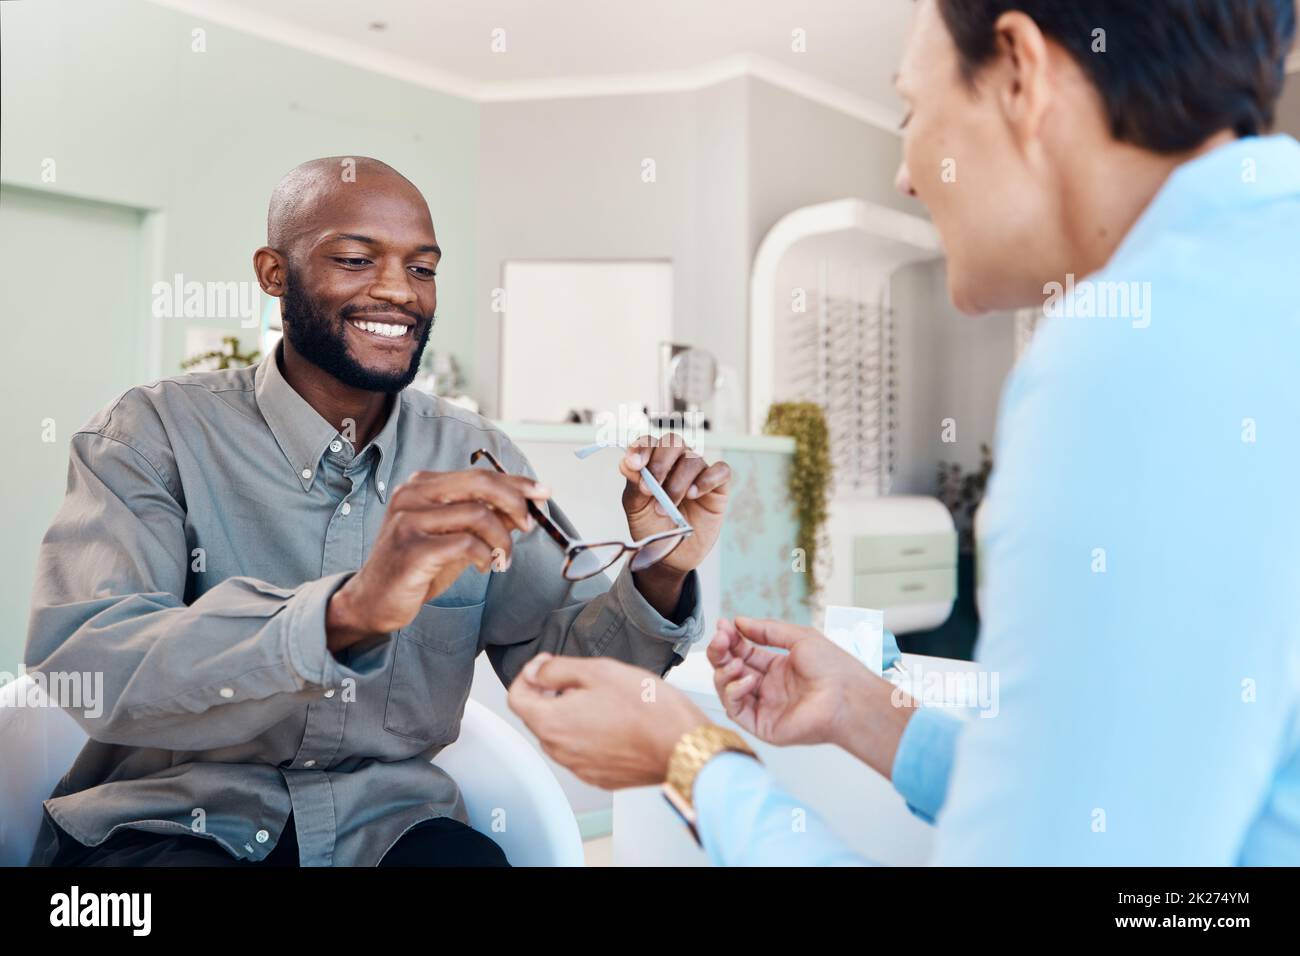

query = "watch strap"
[[665, 723, 758, 811]]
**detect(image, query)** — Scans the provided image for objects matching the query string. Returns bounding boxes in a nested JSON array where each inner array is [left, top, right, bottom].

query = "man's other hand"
[[507, 655, 707, 790]]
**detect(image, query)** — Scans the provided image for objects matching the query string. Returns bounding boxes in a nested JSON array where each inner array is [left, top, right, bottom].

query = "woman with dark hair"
[[509, 0, 1300, 866]]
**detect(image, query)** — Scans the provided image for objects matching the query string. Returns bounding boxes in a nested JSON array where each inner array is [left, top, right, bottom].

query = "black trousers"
[[46, 812, 509, 867]]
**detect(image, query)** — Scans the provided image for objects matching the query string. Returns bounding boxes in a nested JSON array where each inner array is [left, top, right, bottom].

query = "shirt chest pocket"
[[383, 601, 484, 745]]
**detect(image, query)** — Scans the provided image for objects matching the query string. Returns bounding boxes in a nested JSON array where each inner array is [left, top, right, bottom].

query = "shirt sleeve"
[[693, 753, 871, 866], [24, 430, 384, 751], [890, 707, 964, 824], [687, 709, 961, 864]]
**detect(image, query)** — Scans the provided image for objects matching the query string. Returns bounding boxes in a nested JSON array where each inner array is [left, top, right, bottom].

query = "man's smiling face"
[[265, 159, 441, 393]]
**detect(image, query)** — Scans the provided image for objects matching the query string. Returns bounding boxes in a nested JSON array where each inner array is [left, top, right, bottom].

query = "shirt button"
[[255, 829, 269, 844], [219, 687, 234, 699], [324, 688, 336, 699], [301, 468, 313, 480], [340, 501, 352, 516], [330, 439, 343, 453], [303, 759, 316, 768], [377, 481, 386, 493]]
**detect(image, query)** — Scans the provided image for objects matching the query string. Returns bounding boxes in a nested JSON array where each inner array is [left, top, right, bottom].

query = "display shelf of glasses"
[[774, 271, 898, 497], [750, 199, 941, 504]]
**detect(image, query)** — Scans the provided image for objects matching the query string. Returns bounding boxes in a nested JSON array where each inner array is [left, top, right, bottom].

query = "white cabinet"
[[827, 495, 957, 634]]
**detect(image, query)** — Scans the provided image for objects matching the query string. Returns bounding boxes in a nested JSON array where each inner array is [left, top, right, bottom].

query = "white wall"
[[474, 80, 750, 419], [892, 260, 1016, 497], [474, 75, 1015, 498], [746, 77, 927, 248]]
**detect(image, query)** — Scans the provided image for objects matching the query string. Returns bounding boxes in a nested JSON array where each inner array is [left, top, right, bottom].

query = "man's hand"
[[708, 617, 914, 776], [618, 434, 730, 616], [507, 654, 708, 790], [326, 470, 550, 653]]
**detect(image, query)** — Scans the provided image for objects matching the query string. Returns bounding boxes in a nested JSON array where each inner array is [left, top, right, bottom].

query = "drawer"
[[854, 532, 957, 574], [853, 567, 956, 609]]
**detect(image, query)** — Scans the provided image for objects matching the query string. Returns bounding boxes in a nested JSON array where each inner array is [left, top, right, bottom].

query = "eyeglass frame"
[[469, 448, 694, 581]]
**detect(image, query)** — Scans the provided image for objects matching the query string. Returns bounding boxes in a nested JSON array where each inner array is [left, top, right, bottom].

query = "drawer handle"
[[900, 547, 926, 556], [901, 582, 927, 593]]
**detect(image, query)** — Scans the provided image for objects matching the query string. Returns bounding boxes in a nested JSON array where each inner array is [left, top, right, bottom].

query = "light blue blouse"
[[694, 135, 1300, 866]]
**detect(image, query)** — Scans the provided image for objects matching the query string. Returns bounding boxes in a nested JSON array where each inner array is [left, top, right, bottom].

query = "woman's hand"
[[707, 617, 865, 746], [707, 616, 914, 776]]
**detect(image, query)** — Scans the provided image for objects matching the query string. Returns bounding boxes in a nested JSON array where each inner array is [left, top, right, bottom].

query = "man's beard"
[[280, 270, 434, 394]]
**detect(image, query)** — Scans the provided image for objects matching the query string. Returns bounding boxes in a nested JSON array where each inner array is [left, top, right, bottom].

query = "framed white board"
[[500, 260, 672, 422]]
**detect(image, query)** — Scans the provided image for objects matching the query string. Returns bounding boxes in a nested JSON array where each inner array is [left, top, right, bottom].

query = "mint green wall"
[[0, 187, 151, 673], [0, 0, 478, 672], [0, 0, 479, 377]]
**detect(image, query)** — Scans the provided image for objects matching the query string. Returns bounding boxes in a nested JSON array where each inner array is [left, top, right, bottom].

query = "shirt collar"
[[1112, 134, 1300, 262], [254, 343, 402, 498]]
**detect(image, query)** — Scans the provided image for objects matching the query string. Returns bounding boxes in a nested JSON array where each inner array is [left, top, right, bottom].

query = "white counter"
[[491, 420, 795, 455]]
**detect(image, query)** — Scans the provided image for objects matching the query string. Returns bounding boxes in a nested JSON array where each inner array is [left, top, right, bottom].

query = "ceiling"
[[147, 0, 1299, 129], [146, 0, 915, 127]]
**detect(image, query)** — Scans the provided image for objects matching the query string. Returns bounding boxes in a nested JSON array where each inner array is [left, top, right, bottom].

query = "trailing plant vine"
[[764, 402, 832, 605]]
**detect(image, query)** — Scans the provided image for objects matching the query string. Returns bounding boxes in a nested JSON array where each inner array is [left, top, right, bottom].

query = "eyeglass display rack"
[[782, 265, 897, 496]]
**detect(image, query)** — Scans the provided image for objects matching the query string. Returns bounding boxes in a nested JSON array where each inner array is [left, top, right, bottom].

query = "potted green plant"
[[180, 335, 260, 372], [937, 443, 993, 554]]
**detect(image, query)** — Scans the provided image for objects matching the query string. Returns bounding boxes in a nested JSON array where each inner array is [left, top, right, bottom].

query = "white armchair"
[[0, 675, 583, 867]]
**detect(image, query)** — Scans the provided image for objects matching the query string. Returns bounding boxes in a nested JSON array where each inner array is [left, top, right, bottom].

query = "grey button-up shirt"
[[24, 347, 701, 866]]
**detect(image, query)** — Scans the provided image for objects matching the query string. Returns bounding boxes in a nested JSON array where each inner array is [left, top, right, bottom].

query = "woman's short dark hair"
[[935, 0, 1297, 153]]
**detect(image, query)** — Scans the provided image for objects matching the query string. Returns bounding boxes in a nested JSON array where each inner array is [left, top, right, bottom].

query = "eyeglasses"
[[469, 447, 694, 581]]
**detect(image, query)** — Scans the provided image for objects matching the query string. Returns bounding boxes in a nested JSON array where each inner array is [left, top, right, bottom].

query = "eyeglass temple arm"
[[574, 442, 691, 530], [471, 449, 574, 549], [526, 499, 572, 549]]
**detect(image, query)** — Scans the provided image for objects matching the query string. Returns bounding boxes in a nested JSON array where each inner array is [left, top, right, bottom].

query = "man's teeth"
[[350, 319, 408, 338]]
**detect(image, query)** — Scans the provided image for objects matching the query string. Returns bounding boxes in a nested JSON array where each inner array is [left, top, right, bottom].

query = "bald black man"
[[24, 157, 732, 867]]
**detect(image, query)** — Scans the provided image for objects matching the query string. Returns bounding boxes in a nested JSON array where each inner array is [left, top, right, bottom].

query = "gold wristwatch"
[[661, 723, 759, 844]]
